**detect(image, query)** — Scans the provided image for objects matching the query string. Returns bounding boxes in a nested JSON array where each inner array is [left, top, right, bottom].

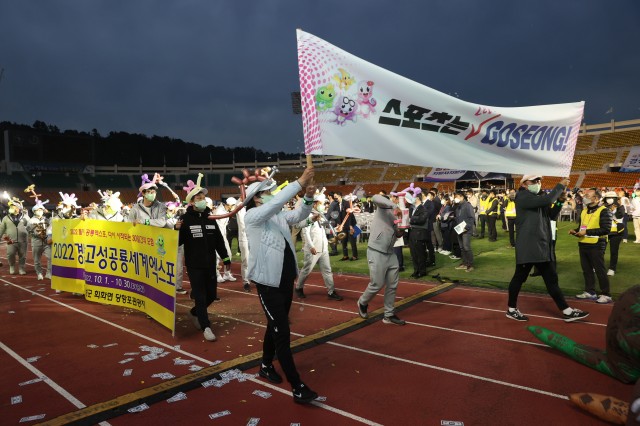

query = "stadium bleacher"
[[596, 129, 640, 149]]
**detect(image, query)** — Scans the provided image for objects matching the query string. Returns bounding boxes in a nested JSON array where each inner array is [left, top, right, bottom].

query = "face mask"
[[582, 196, 592, 205], [453, 198, 461, 204], [316, 204, 326, 213], [260, 194, 274, 204], [527, 184, 541, 194], [144, 193, 156, 202], [34, 210, 44, 217], [194, 200, 207, 210], [167, 211, 175, 218], [8, 207, 17, 215], [606, 198, 614, 205]]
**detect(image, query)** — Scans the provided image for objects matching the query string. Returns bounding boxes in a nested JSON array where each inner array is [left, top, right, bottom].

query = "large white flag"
[[297, 30, 584, 177], [620, 146, 640, 172]]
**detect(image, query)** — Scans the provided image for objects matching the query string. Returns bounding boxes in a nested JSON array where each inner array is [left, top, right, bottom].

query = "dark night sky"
[[1, 0, 638, 154]]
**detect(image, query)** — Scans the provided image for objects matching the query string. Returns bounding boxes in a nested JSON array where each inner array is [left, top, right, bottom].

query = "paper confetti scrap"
[[141, 353, 159, 362], [151, 372, 175, 380], [174, 358, 195, 365], [252, 390, 272, 399], [123, 369, 133, 377], [26, 356, 41, 363], [8, 310, 15, 314], [188, 365, 203, 372], [209, 410, 231, 420], [19, 414, 45, 423], [87, 344, 99, 349], [315, 396, 327, 402], [291, 423, 301, 426], [103, 343, 118, 348], [246, 418, 260, 426], [119, 358, 134, 364], [123, 352, 140, 356], [11, 395, 22, 405], [19, 377, 44, 386], [166, 392, 187, 403], [127, 403, 149, 413], [19, 300, 31, 303]]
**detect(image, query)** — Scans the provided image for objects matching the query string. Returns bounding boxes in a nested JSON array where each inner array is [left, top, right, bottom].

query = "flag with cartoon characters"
[[297, 30, 584, 177]]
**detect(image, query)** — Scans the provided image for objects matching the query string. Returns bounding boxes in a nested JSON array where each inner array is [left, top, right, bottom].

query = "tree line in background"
[[0, 121, 299, 166]]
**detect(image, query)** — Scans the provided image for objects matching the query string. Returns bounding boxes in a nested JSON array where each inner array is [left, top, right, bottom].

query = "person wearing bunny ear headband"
[[164, 201, 187, 295], [176, 173, 230, 342], [0, 198, 29, 275], [128, 173, 167, 227], [90, 190, 124, 222], [27, 198, 51, 280]]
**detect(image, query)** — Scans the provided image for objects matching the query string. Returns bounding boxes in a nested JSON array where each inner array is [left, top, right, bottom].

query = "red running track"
[[0, 252, 632, 425]]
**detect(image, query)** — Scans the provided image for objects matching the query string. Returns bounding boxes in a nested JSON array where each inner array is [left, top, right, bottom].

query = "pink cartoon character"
[[332, 96, 358, 126], [356, 80, 377, 118]]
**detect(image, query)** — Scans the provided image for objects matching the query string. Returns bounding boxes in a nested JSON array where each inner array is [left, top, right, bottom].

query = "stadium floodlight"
[[2, 191, 9, 199]]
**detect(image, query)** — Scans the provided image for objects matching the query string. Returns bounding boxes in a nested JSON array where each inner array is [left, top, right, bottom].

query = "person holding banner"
[[27, 199, 51, 280], [506, 175, 589, 322], [244, 165, 319, 404], [129, 174, 167, 228], [177, 176, 231, 342]]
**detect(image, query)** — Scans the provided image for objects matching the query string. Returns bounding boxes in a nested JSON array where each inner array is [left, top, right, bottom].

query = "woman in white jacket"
[[244, 165, 319, 404]]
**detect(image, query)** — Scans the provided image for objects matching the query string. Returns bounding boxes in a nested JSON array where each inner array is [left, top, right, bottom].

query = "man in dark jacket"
[[408, 192, 429, 278], [485, 190, 499, 242], [506, 175, 589, 323], [335, 193, 358, 260], [326, 192, 340, 256], [452, 192, 475, 271], [177, 177, 230, 342]]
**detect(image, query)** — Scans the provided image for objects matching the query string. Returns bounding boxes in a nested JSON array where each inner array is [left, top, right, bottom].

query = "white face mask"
[[527, 184, 541, 194], [606, 198, 614, 205], [453, 198, 461, 204], [316, 204, 326, 213], [34, 210, 44, 217], [9, 207, 17, 215]]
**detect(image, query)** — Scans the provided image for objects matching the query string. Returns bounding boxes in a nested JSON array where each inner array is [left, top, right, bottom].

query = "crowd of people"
[[1, 168, 639, 404]]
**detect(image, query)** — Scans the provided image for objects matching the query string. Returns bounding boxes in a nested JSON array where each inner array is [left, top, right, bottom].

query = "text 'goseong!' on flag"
[[296, 30, 584, 177]]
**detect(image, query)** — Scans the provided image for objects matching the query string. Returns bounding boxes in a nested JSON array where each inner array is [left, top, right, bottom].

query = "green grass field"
[[297, 220, 639, 299]]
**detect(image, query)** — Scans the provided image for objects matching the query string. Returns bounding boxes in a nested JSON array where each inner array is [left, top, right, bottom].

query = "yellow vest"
[[478, 197, 488, 215], [505, 200, 516, 218], [486, 197, 498, 216], [579, 206, 607, 244], [610, 206, 624, 234]]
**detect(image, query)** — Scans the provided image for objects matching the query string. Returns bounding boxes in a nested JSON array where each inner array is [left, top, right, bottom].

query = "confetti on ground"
[[166, 392, 187, 403], [209, 410, 231, 420], [151, 372, 175, 380], [19, 378, 44, 386], [8, 310, 16, 314], [174, 358, 195, 365], [19, 300, 31, 303], [173, 345, 181, 350], [26, 356, 41, 363], [188, 365, 203, 372], [119, 358, 134, 364], [123, 369, 133, 377], [141, 353, 159, 362], [11, 395, 23, 404], [127, 403, 149, 413], [291, 423, 301, 426], [19, 414, 46, 423], [315, 396, 327, 402], [102, 343, 118, 348], [252, 390, 272, 399], [246, 418, 260, 426], [123, 352, 140, 356], [87, 344, 99, 349]]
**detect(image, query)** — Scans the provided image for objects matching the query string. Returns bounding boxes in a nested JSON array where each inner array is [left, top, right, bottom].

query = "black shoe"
[[506, 309, 529, 322], [410, 272, 419, 278], [339, 256, 350, 261], [563, 309, 589, 323], [293, 382, 318, 404], [243, 282, 251, 292], [382, 315, 406, 325], [259, 364, 283, 384], [295, 288, 306, 299], [357, 301, 368, 319], [350, 256, 358, 261], [328, 291, 343, 301]]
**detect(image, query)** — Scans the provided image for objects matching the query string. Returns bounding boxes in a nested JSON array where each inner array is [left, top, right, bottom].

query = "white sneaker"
[[37, 273, 43, 280], [575, 291, 597, 300], [19, 269, 26, 275], [607, 269, 615, 276], [440, 250, 451, 256], [9, 266, 15, 274], [217, 274, 226, 283], [55, 290, 61, 294], [45, 272, 51, 279], [622, 239, 627, 243], [203, 327, 216, 342], [223, 271, 236, 281], [596, 295, 613, 304]]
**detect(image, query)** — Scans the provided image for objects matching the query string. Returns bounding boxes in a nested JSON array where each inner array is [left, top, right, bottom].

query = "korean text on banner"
[[51, 219, 178, 332], [297, 30, 584, 177], [620, 146, 640, 172]]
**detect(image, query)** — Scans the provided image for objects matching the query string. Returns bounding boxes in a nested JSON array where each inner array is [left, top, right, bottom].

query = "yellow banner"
[[51, 218, 178, 333]]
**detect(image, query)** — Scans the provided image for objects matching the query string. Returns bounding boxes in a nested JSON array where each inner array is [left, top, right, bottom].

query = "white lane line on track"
[[327, 341, 570, 400], [0, 341, 111, 426], [422, 300, 607, 327], [2, 278, 380, 426]]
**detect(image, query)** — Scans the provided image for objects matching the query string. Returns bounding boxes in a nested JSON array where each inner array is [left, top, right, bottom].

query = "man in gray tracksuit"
[[357, 194, 406, 325], [27, 202, 51, 280], [0, 200, 29, 275]]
